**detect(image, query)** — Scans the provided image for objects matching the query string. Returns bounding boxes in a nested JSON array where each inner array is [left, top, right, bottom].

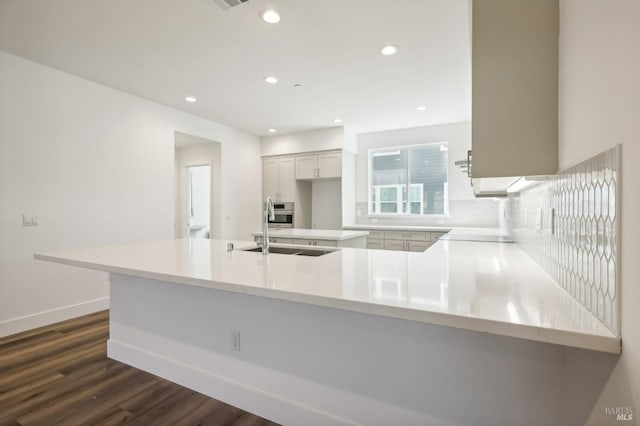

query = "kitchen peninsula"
[[35, 238, 620, 425]]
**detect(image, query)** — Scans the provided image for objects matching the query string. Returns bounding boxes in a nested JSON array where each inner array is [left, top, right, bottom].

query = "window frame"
[[367, 142, 449, 217]]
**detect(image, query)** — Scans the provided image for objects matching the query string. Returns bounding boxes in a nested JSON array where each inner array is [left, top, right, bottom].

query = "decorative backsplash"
[[507, 146, 620, 335]]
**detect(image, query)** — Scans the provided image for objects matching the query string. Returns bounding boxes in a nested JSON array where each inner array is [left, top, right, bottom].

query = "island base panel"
[[107, 273, 600, 426]]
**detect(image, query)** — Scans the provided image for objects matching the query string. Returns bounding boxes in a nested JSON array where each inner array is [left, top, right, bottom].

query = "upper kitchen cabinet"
[[471, 0, 558, 178], [296, 150, 342, 180], [263, 156, 296, 202]]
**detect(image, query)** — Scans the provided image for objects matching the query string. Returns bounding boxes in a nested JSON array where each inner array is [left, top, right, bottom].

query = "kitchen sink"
[[239, 246, 335, 257]]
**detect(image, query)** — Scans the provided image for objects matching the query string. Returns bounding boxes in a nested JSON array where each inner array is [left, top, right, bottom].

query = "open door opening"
[[174, 131, 221, 239], [185, 164, 211, 238]]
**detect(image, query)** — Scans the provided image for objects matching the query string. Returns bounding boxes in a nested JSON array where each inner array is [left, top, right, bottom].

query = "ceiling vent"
[[213, 0, 252, 11]]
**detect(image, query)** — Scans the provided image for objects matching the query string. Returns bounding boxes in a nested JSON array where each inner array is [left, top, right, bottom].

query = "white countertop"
[[252, 229, 369, 241], [35, 238, 620, 353], [344, 224, 453, 232]]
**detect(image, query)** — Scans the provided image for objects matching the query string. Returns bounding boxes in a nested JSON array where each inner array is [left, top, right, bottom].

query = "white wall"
[[356, 121, 474, 203], [0, 51, 262, 336], [559, 1, 639, 423], [261, 127, 344, 156], [174, 137, 222, 239], [341, 150, 357, 226], [311, 181, 341, 230]]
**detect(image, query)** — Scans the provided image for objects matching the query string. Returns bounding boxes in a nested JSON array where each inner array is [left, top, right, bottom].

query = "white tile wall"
[[507, 146, 620, 335]]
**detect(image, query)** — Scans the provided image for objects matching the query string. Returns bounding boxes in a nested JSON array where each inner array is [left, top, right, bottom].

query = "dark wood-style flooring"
[[0, 310, 280, 426]]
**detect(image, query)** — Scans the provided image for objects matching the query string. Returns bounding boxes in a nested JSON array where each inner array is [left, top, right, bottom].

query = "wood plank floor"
[[0, 311, 280, 426]]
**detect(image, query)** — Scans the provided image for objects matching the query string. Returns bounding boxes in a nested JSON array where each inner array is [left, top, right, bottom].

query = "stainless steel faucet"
[[262, 197, 275, 255]]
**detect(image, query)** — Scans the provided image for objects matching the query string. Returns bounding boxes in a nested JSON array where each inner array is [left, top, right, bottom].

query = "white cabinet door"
[[263, 158, 279, 200], [296, 155, 317, 179], [278, 157, 296, 201], [317, 151, 341, 178]]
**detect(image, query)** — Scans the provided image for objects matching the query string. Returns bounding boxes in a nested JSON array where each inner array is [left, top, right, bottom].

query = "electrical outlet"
[[356, 209, 361, 217], [22, 214, 39, 227], [231, 330, 241, 352]]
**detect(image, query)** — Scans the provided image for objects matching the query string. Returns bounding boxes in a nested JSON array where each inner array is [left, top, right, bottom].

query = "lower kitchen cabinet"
[[291, 239, 338, 247], [385, 230, 431, 252], [408, 241, 432, 252], [364, 229, 448, 252], [383, 240, 432, 252], [384, 240, 406, 251], [366, 239, 385, 249], [269, 237, 293, 244]]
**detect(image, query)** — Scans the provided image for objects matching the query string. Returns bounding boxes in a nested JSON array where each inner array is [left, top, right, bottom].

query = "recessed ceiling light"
[[261, 10, 280, 24], [380, 45, 398, 55], [268, 128, 277, 133], [264, 76, 278, 84], [184, 96, 197, 103], [333, 118, 343, 124], [416, 106, 427, 111]]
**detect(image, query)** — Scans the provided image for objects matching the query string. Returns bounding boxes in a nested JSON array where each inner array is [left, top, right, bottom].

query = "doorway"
[[174, 131, 221, 239], [185, 164, 211, 238]]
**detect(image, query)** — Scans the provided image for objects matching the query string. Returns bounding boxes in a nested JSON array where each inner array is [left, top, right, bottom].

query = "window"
[[369, 143, 448, 215]]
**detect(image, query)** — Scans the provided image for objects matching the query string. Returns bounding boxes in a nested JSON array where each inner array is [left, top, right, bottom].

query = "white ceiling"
[[0, 0, 471, 137]]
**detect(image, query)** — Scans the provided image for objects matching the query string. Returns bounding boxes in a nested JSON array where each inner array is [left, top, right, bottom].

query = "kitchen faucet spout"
[[262, 197, 275, 255]]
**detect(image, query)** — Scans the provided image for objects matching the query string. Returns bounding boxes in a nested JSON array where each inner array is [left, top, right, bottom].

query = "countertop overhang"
[[34, 238, 620, 354]]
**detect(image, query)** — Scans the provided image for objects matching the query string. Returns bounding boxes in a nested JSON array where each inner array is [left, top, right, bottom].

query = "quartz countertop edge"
[[34, 240, 621, 354]]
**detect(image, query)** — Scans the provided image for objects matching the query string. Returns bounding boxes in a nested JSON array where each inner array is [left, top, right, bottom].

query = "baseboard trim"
[[0, 297, 110, 338], [107, 339, 354, 426]]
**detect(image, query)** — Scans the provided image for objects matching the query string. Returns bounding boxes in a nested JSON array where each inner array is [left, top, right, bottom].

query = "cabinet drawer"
[[366, 239, 384, 250], [290, 238, 337, 247], [366, 230, 385, 239], [408, 241, 432, 252], [269, 237, 293, 244], [384, 231, 429, 241], [384, 240, 405, 251], [314, 239, 338, 247], [430, 232, 448, 241], [290, 239, 313, 246]]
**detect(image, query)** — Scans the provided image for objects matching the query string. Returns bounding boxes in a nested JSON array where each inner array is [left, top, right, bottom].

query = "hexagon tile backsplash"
[[507, 146, 620, 335]]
